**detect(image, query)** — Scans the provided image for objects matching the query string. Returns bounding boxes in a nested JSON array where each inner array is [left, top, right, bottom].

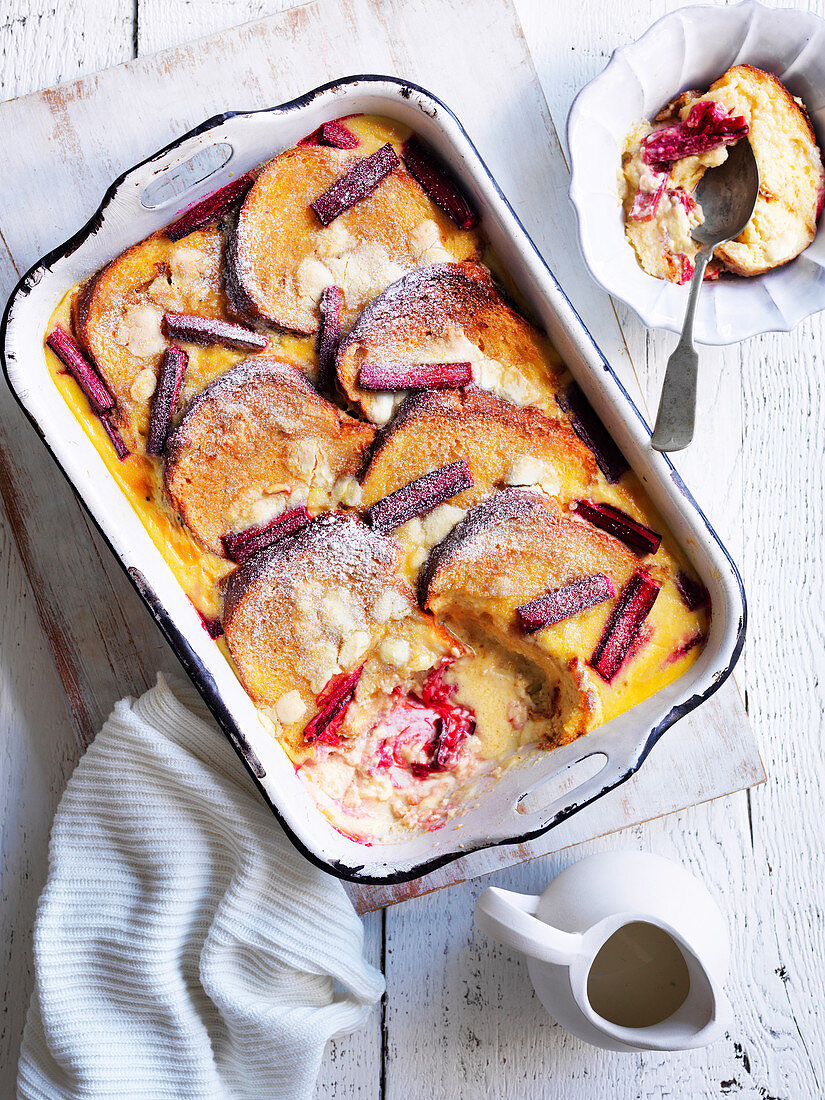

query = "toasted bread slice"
[[75, 227, 229, 439], [360, 387, 597, 577], [336, 262, 563, 424], [164, 359, 374, 554], [361, 387, 596, 510], [226, 145, 480, 336], [420, 489, 641, 744], [221, 512, 460, 751], [702, 65, 824, 274]]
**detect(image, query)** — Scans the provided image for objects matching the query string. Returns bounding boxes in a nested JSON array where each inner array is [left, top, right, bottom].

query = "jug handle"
[[475, 887, 586, 965]]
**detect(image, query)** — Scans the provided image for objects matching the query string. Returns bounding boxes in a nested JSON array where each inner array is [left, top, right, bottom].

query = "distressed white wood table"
[[0, 0, 822, 1096]]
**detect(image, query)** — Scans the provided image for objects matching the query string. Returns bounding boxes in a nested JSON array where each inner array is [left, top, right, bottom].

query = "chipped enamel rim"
[[2, 76, 745, 883], [567, 0, 825, 344]]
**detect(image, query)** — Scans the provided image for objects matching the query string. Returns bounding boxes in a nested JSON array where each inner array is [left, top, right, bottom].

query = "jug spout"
[[475, 887, 586, 966], [684, 977, 733, 1049]]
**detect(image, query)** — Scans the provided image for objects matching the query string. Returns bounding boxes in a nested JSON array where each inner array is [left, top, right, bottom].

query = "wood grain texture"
[[1, 0, 817, 1097], [0, 4, 139, 1095]]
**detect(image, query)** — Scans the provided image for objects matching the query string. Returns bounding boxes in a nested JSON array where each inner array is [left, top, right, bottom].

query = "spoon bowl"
[[651, 139, 759, 452], [693, 138, 760, 248]]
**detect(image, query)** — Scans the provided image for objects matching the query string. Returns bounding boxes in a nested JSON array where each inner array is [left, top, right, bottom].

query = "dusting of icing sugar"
[[173, 358, 313, 431], [418, 488, 552, 604], [294, 217, 453, 316], [339, 263, 546, 423], [224, 514, 403, 674]]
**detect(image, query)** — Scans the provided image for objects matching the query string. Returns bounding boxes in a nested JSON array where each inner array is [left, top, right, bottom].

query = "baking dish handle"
[[100, 126, 242, 230], [514, 747, 624, 826]]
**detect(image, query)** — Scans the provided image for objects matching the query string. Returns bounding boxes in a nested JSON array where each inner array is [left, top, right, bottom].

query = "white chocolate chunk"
[[275, 690, 307, 725]]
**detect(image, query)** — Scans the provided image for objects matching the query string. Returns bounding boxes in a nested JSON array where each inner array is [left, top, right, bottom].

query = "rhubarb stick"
[[304, 665, 364, 745], [359, 360, 472, 391], [642, 101, 748, 170], [316, 285, 342, 392], [299, 120, 360, 149], [198, 611, 224, 639], [311, 143, 399, 226], [675, 569, 710, 611], [221, 506, 312, 563], [572, 500, 661, 556], [410, 660, 476, 775], [100, 414, 130, 461], [46, 325, 114, 415], [590, 570, 660, 682], [163, 312, 267, 352], [402, 137, 480, 230], [146, 346, 187, 456], [629, 174, 666, 221], [667, 631, 705, 664], [165, 172, 255, 241], [556, 382, 629, 484], [517, 573, 616, 633], [366, 460, 473, 533]]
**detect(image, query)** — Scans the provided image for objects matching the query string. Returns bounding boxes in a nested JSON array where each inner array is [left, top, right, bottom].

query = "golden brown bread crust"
[[420, 489, 640, 744], [226, 145, 480, 336], [221, 512, 458, 742], [75, 228, 228, 438], [336, 262, 563, 423], [360, 386, 597, 511], [164, 358, 374, 554], [704, 65, 825, 275]]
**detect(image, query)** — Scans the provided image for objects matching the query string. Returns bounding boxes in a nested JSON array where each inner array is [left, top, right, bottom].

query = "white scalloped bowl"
[[567, 0, 825, 345]]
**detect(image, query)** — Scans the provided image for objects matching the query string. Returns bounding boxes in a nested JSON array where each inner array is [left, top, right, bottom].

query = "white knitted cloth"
[[17, 674, 384, 1100]]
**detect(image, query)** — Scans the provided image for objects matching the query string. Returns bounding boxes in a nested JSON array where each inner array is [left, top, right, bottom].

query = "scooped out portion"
[[420, 488, 707, 744], [164, 358, 374, 554], [621, 65, 825, 283], [221, 512, 485, 838], [335, 262, 564, 424]]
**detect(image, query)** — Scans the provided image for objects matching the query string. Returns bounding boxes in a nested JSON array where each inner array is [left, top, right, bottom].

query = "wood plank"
[[0, 2, 137, 1093]]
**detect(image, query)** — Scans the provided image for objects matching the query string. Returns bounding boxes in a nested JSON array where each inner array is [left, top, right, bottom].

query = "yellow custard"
[[45, 114, 709, 842]]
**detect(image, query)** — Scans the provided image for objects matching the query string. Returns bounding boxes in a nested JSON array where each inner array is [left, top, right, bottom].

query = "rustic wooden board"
[[0, 0, 761, 922]]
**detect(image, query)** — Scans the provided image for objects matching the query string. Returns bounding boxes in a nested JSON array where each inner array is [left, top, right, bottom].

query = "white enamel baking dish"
[[1, 76, 745, 884]]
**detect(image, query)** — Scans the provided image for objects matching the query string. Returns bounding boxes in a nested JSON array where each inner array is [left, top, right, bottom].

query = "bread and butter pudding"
[[621, 65, 825, 284], [45, 114, 710, 841]]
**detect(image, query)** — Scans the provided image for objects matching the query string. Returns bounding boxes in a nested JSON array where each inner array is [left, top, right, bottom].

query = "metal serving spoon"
[[650, 139, 759, 452]]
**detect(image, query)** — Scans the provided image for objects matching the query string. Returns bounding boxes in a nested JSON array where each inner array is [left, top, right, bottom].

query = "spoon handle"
[[651, 248, 712, 452]]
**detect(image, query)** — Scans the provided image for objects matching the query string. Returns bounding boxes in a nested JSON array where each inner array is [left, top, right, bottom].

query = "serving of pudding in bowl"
[[567, 1, 825, 343], [621, 65, 825, 285]]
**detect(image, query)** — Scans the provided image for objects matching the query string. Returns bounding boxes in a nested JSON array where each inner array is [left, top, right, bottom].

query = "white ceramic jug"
[[475, 851, 732, 1052]]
